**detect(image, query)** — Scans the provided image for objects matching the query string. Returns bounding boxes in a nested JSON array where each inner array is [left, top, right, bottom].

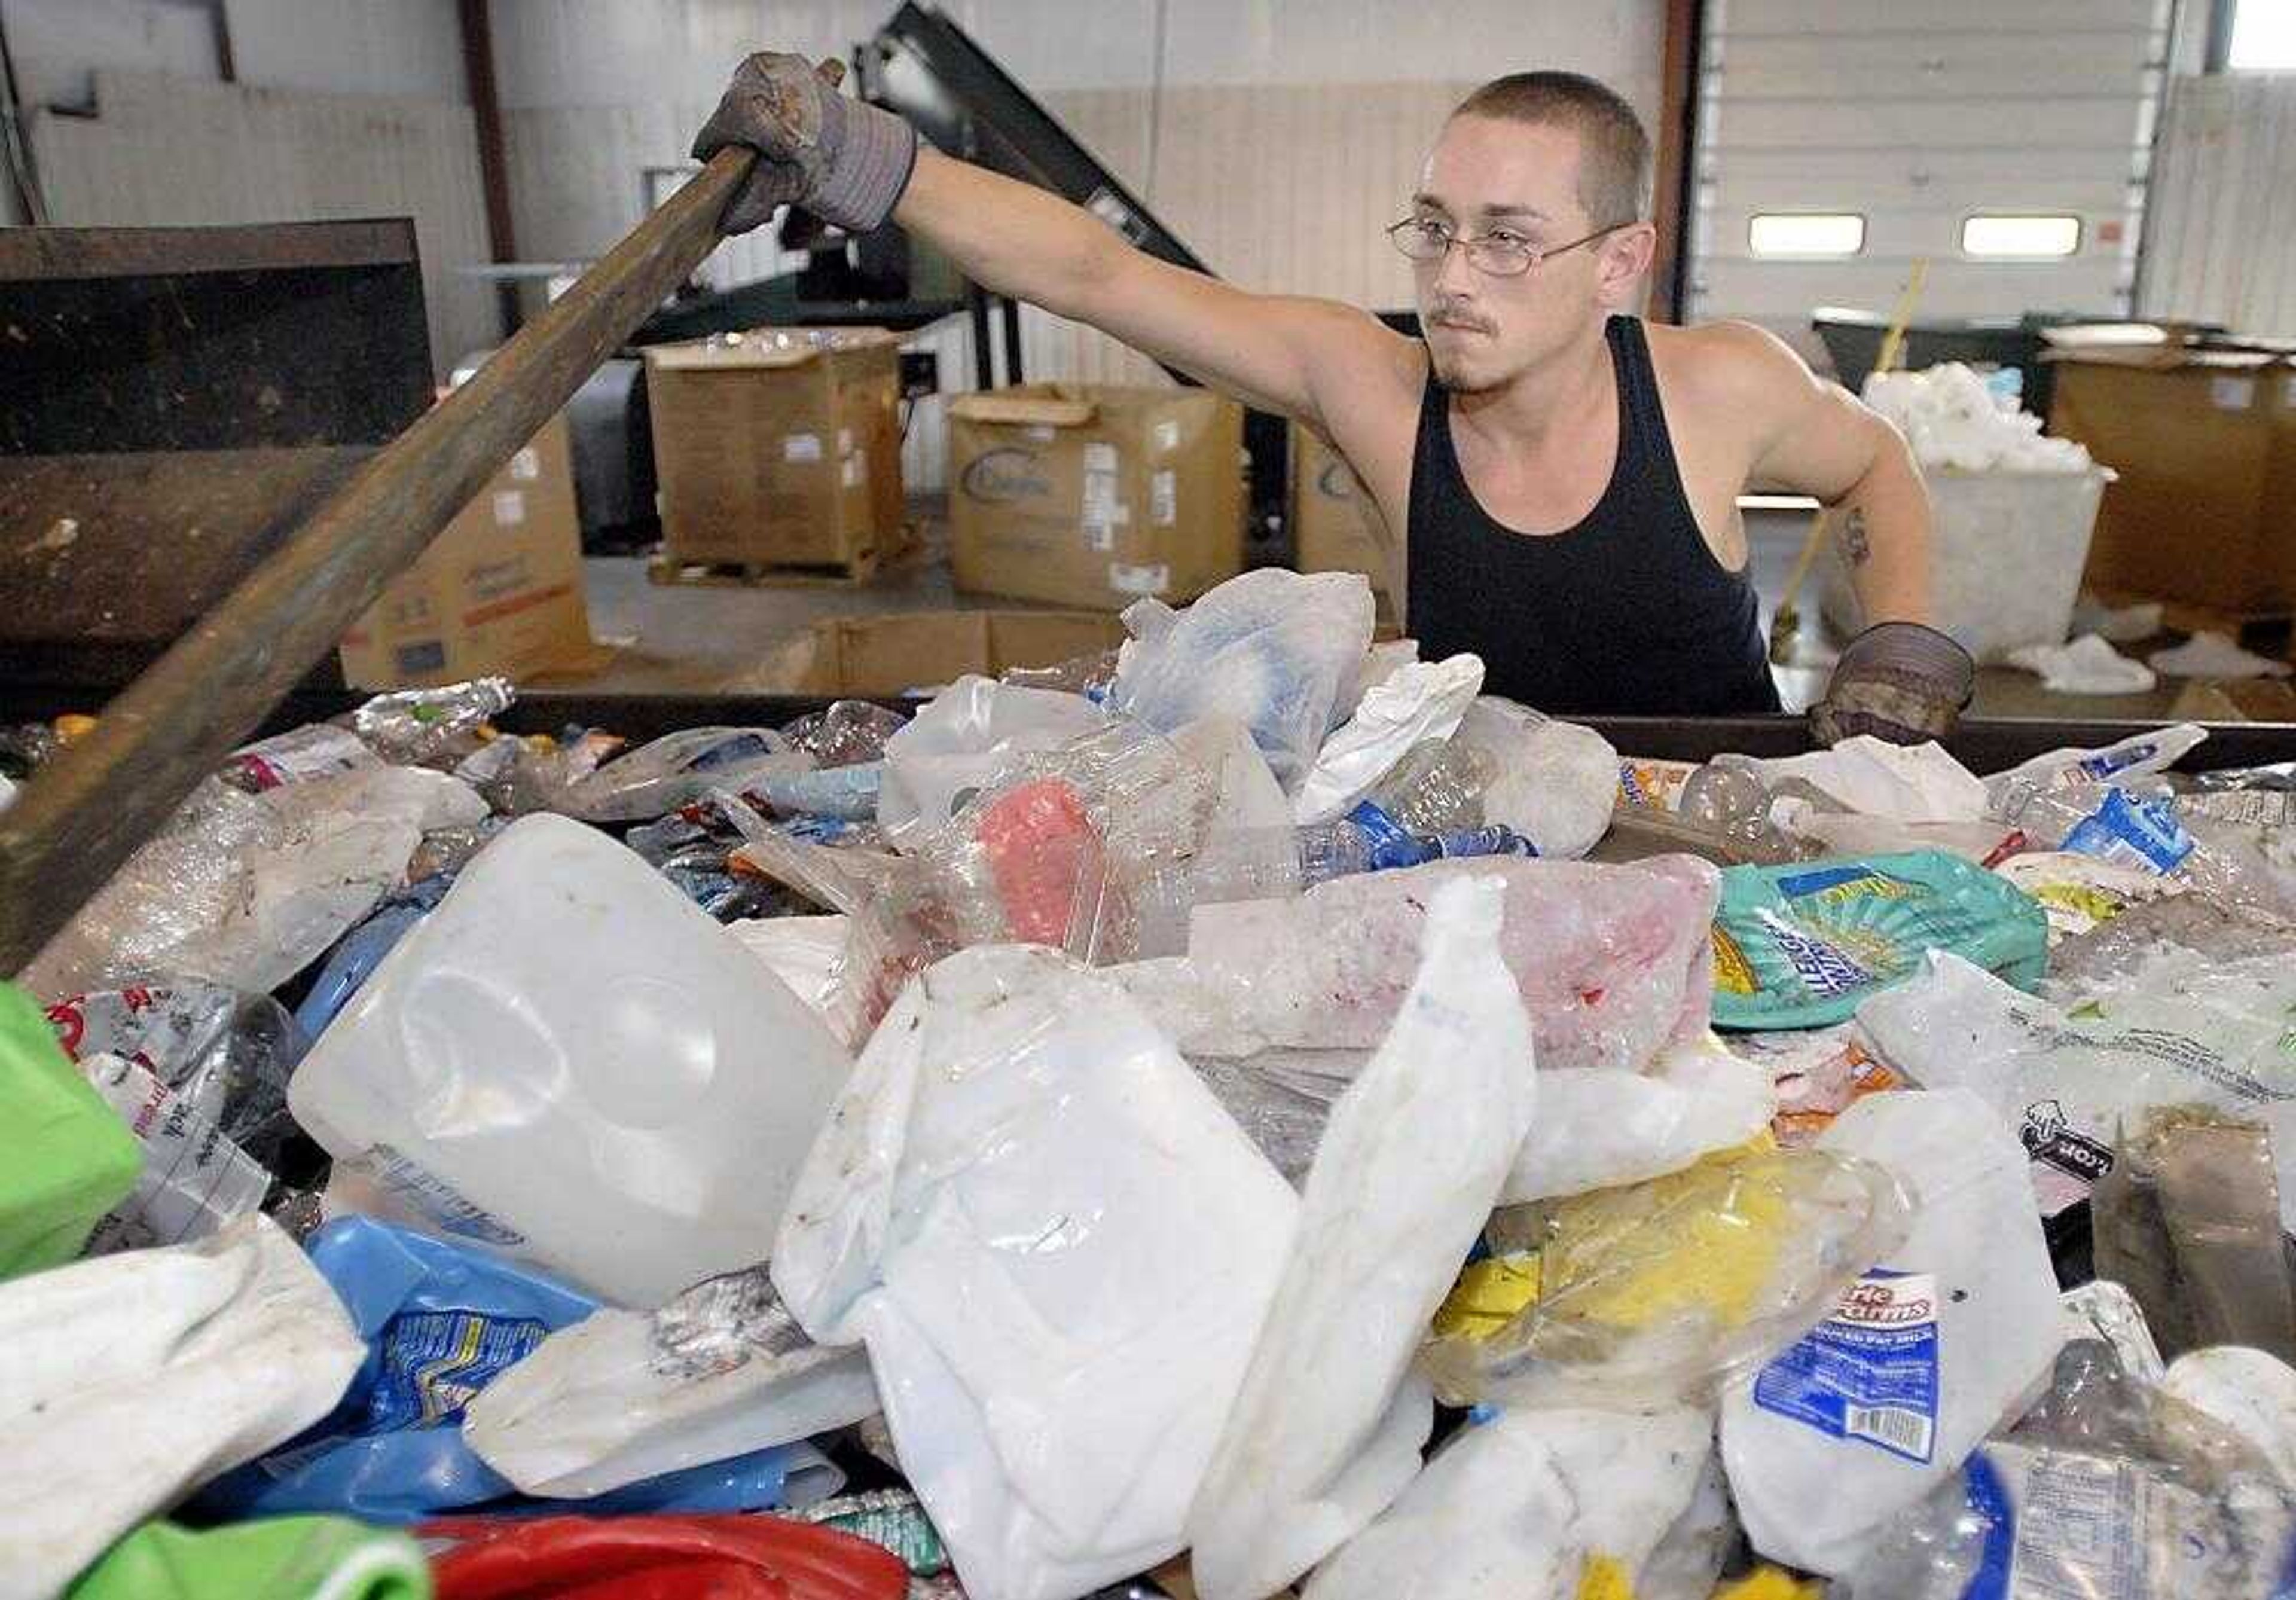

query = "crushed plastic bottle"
[[349, 677, 515, 765], [75, 1051, 272, 1254], [777, 698, 909, 767], [47, 981, 308, 1167]]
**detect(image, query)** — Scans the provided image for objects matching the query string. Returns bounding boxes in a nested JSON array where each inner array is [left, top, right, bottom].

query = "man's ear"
[[1596, 222, 1659, 307]]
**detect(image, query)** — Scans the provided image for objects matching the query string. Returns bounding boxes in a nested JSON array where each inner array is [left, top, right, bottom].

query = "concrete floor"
[[554, 507, 2213, 719]]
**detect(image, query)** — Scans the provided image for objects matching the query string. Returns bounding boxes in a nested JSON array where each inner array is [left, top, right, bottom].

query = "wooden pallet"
[[2090, 587, 2293, 655], [644, 522, 924, 591]]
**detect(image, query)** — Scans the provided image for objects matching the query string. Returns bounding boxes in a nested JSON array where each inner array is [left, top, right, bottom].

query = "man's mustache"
[[1427, 298, 1495, 334]]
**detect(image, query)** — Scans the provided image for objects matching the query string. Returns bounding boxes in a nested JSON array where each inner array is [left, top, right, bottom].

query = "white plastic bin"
[[1821, 466, 2110, 664]]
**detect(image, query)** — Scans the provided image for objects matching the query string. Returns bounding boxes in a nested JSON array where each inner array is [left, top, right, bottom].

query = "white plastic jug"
[[289, 813, 849, 1306]]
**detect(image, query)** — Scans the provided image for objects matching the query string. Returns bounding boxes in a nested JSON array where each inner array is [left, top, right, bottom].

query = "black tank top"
[[1405, 315, 1782, 716]]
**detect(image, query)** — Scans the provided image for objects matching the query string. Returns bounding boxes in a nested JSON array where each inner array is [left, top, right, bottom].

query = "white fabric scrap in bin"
[[2007, 633, 2157, 695], [770, 945, 1296, 1600], [0, 1215, 364, 1600], [1292, 654, 1484, 824]]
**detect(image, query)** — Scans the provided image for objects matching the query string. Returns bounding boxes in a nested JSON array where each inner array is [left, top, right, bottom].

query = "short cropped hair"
[[1452, 71, 1653, 227]]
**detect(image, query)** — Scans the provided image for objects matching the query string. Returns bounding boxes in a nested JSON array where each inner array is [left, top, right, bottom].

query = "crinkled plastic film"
[[23, 767, 483, 1000], [45, 980, 305, 1165], [778, 701, 909, 768], [1424, 1142, 1912, 1409], [2092, 1104, 2296, 1366], [554, 728, 813, 823], [1000, 648, 1120, 698], [1127, 854, 1720, 1074]]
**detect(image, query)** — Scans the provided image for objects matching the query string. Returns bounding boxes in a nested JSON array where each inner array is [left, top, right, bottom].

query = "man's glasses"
[[1387, 216, 1629, 277]]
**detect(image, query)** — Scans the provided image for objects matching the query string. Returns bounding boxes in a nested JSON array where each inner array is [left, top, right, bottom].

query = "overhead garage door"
[[1686, 0, 2175, 359]]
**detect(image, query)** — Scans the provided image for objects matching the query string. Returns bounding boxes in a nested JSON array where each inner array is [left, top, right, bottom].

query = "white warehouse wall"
[[5, 0, 490, 374], [486, 0, 1667, 489], [2140, 71, 2296, 337]]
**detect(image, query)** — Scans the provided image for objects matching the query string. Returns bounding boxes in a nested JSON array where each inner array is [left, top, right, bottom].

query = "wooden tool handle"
[[0, 146, 756, 976]]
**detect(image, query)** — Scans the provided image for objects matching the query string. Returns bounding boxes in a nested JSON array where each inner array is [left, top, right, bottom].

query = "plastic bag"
[[1112, 569, 1376, 792], [1119, 853, 1718, 1073], [24, 766, 485, 1000], [465, 1263, 878, 1500], [1187, 876, 1538, 1600], [726, 915, 850, 1033], [1292, 654, 1483, 824], [875, 676, 1106, 842], [1860, 362, 2093, 473], [2005, 632, 2157, 694], [2090, 1105, 2296, 1364], [2047, 889, 2296, 988], [421, 1513, 906, 1600], [1430, 1138, 1910, 1410], [62, 1516, 429, 1600], [1745, 737, 1990, 822], [76, 1051, 272, 1253], [0, 1214, 365, 1600], [1709, 853, 2048, 1031], [1859, 948, 2296, 1226], [771, 944, 1297, 1600], [196, 1218, 827, 1523], [0, 981, 140, 1280], [1453, 697, 1619, 860], [45, 979, 306, 1164], [554, 728, 814, 823], [1719, 1089, 2063, 1579], [351, 677, 515, 765], [1500, 1037, 1777, 1204], [1168, 715, 1293, 833], [1303, 1405, 1714, 1600], [289, 814, 850, 1307]]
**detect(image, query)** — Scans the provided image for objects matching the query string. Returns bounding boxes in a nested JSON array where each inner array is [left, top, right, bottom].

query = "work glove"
[[691, 52, 919, 237], [1810, 621, 1975, 747]]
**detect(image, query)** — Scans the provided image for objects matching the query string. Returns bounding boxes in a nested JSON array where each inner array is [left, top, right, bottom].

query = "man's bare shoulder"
[[1646, 317, 1827, 407], [1292, 301, 1425, 438]]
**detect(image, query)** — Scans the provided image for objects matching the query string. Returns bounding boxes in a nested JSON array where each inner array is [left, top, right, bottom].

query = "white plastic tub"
[[1821, 466, 2111, 664]]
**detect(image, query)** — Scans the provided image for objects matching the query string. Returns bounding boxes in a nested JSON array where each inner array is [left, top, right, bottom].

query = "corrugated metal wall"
[[486, 0, 1665, 488], [2140, 71, 2296, 337], [1689, 0, 2170, 360], [30, 70, 494, 375]]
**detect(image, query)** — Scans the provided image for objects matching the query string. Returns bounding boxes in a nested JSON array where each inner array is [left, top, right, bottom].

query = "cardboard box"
[[2047, 348, 2296, 614], [948, 383, 1242, 610], [775, 609, 1128, 695], [644, 328, 904, 572], [340, 414, 593, 688], [1289, 422, 1396, 607]]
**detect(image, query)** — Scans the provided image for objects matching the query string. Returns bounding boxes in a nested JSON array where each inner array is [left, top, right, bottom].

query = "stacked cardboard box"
[[948, 384, 1242, 610], [339, 414, 594, 689], [644, 328, 905, 576]]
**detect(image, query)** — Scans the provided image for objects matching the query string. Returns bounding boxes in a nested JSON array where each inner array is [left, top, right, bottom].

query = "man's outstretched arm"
[[695, 53, 1409, 435]]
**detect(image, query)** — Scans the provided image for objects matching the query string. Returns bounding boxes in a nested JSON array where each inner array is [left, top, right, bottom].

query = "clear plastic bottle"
[[1360, 739, 1495, 837]]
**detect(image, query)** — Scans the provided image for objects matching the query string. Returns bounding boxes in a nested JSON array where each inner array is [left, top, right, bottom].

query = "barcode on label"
[[1848, 1404, 1933, 1459]]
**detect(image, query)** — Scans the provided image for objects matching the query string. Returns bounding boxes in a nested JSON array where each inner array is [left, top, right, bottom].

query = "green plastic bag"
[[0, 981, 139, 1279], [66, 1517, 429, 1600], [1709, 851, 2048, 1031]]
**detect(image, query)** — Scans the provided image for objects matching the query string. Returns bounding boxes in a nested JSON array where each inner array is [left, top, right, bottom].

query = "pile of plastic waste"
[[8, 564, 2296, 1599]]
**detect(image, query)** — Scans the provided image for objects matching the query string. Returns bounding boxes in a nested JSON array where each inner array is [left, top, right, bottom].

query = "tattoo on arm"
[[1839, 508, 1872, 567]]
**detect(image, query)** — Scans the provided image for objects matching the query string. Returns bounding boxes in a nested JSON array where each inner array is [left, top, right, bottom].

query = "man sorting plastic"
[[692, 56, 1974, 744]]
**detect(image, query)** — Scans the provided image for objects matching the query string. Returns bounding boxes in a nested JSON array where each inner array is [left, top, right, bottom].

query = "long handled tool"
[[0, 148, 758, 975], [1767, 259, 1929, 664]]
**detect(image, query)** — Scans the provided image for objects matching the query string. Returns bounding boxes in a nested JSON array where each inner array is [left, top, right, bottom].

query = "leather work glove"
[[691, 52, 919, 237], [1810, 621, 1976, 746]]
